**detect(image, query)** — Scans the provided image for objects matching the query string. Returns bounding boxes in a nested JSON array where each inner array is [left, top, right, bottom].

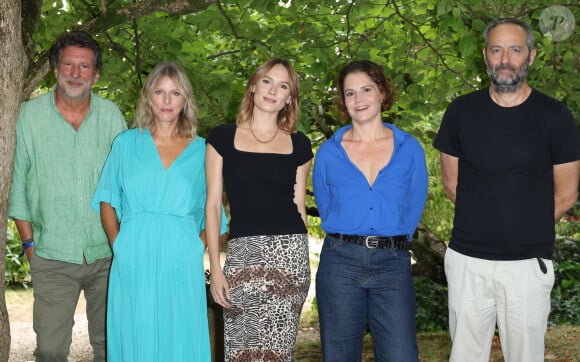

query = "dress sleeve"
[[293, 131, 314, 165], [206, 124, 234, 156], [192, 154, 228, 235], [91, 133, 124, 220]]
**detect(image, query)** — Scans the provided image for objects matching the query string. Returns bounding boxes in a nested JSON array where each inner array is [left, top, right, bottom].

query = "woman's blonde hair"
[[135, 61, 198, 139], [236, 58, 300, 133]]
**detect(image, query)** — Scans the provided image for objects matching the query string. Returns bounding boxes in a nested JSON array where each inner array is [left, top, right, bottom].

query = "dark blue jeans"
[[316, 234, 418, 362]]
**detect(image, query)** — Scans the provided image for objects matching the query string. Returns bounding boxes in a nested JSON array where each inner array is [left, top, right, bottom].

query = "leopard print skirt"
[[223, 233, 311, 362]]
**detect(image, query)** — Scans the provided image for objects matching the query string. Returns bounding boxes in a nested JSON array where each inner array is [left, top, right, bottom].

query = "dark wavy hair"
[[336, 60, 395, 122], [49, 31, 103, 71]]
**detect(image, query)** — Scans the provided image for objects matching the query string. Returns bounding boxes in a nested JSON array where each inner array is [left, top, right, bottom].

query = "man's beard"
[[486, 56, 530, 93]]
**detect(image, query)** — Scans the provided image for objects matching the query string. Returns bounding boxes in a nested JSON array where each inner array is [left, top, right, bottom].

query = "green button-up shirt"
[[9, 88, 127, 264]]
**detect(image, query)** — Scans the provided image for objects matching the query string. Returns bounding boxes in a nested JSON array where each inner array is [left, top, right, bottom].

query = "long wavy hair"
[[336, 60, 395, 122], [135, 61, 198, 139], [236, 58, 300, 133]]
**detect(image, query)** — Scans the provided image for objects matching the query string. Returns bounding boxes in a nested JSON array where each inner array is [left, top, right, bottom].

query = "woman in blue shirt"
[[313, 60, 428, 362]]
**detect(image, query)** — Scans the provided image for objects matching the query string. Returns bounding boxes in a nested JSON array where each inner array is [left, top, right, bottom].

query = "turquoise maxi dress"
[[92, 128, 225, 361]]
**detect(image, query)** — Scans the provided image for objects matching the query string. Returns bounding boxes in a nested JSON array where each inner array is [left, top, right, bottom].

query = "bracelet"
[[19, 240, 34, 257], [21, 237, 33, 245]]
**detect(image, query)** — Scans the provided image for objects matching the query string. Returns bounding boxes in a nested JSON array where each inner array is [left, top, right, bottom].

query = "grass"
[[295, 309, 580, 362], [296, 327, 580, 362], [6, 288, 580, 361]]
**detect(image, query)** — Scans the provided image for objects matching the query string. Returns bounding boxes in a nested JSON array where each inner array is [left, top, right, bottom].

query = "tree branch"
[[23, 0, 216, 98], [390, 0, 478, 91], [213, 1, 271, 53], [215, 0, 240, 39]]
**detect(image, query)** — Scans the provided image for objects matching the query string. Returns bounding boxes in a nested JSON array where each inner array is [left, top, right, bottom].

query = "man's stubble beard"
[[486, 55, 531, 94]]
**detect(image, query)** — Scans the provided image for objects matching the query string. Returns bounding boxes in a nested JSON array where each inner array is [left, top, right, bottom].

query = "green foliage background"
[[24, 0, 579, 241], [6, 0, 580, 330]]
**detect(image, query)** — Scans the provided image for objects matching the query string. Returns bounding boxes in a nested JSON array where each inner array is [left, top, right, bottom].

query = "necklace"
[[249, 123, 279, 144]]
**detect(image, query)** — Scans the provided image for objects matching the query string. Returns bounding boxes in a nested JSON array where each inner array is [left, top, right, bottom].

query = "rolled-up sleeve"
[[9, 110, 32, 221]]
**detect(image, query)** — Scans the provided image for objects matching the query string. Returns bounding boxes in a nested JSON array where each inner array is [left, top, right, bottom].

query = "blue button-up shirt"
[[313, 123, 428, 239]]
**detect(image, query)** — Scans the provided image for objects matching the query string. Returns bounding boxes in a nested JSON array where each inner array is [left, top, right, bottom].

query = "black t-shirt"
[[207, 124, 313, 239], [434, 87, 580, 260]]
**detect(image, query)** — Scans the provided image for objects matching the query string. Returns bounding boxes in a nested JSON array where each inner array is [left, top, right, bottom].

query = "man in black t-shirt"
[[434, 18, 580, 362]]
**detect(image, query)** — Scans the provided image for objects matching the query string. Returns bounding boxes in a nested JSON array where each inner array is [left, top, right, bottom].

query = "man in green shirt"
[[9, 31, 126, 361]]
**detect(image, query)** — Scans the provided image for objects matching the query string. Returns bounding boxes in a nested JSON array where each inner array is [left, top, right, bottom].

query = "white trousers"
[[445, 248, 554, 362]]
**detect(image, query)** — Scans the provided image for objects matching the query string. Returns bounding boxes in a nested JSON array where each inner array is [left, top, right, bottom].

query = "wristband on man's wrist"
[[19, 238, 34, 257]]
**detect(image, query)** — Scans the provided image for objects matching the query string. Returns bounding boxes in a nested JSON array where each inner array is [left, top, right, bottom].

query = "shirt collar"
[[330, 122, 407, 145]]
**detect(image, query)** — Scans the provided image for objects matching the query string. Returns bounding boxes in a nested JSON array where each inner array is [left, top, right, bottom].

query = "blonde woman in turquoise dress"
[[92, 61, 226, 361]]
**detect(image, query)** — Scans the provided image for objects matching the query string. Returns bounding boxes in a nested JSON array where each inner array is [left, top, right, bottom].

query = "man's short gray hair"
[[484, 18, 535, 51]]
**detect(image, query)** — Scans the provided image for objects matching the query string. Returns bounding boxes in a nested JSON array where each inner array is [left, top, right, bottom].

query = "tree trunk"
[[411, 224, 447, 285], [0, 1, 27, 359], [0, 1, 215, 358]]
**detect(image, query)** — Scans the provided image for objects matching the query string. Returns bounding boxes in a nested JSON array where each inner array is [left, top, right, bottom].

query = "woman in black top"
[[205, 58, 313, 361]]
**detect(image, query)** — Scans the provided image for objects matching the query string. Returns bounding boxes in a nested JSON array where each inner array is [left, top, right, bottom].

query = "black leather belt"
[[328, 233, 410, 250]]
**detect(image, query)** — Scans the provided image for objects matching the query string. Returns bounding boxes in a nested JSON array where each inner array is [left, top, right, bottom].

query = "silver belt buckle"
[[365, 236, 379, 248]]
